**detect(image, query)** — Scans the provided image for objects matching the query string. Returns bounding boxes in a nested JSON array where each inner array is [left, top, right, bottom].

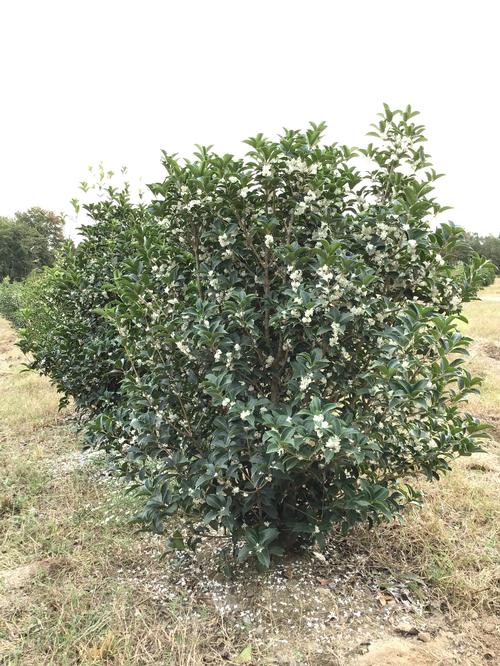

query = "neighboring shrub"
[[19, 190, 150, 411], [0, 277, 24, 327], [0, 272, 44, 328], [20, 106, 493, 567]]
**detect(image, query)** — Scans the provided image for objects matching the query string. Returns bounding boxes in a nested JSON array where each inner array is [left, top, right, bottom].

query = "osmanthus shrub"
[[19, 185, 151, 417], [97, 105, 491, 565], [22, 106, 492, 568]]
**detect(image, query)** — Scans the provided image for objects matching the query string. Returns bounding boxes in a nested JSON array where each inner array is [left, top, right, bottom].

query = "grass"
[[1, 282, 499, 665], [459, 278, 500, 436], [460, 278, 500, 344]]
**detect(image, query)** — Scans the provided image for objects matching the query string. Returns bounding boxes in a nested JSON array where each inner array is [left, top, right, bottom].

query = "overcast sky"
[[1, 0, 498, 238]]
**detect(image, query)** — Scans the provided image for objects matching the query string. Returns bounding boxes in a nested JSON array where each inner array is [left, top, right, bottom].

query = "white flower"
[[407, 239, 417, 250], [175, 341, 190, 355], [315, 222, 329, 240], [286, 157, 308, 174], [264, 234, 274, 248], [318, 265, 333, 281], [325, 435, 341, 452], [214, 349, 222, 361], [313, 415, 329, 433], [228, 176, 238, 184], [289, 268, 303, 292], [218, 232, 230, 247], [240, 409, 252, 420], [295, 201, 307, 216], [265, 355, 274, 367], [435, 253, 445, 266], [302, 307, 314, 324], [240, 187, 250, 198], [261, 164, 272, 177], [300, 373, 313, 391], [329, 322, 341, 347], [222, 397, 231, 407]]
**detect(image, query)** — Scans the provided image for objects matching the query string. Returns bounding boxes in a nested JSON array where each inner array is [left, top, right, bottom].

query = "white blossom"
[[295, 201, 307, 216], [325, 435, 341, 452], [175, 341, 190, 355], [218, 232, 230, 247], [301, 308, 314, 324], [288, 268, 303, 292], [264, 234, 274, 248], [317, 265, 333, 281], [286, 157, 308, 174], [299, 373, 313, 391]]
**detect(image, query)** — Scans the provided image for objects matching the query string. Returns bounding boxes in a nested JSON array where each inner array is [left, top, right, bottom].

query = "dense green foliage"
[[0, 278, 26, 327], [0, 207, 66, 282], [20, 106, 493, 567], [0, 272, 48, 328]]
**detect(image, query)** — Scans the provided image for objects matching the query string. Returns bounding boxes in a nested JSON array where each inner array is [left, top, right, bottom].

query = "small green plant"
[[20, 105, 493, 567]]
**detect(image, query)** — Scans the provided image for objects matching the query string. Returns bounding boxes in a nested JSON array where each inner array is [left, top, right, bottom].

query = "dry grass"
[[1, 282, 499, 665], [459, 278, 500, 438], [460, 278, 500, 344]]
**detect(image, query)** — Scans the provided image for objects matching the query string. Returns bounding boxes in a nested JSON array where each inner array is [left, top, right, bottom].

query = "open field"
[[1, 281, 499, 665]]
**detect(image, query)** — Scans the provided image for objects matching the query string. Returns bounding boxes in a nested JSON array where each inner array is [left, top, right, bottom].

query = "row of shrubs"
[[0, 273, 44, 329], [17, 106, 493, 567]]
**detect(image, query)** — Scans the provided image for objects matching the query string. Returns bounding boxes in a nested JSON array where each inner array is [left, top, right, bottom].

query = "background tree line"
[[456, 231, 500, 274], [0, 207, 68, 281]]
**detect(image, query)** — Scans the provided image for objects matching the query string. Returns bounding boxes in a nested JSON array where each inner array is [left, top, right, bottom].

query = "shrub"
[[0, 272, 44, 328], [19, 192, 150, 412], [21, 106, 493, 567], [0, 277, 24, 327]]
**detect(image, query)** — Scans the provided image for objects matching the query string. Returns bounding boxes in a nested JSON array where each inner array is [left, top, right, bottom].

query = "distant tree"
[[455, 231, 500, 274], [14, 207, 65, 253], [0, 207, 66, 281]]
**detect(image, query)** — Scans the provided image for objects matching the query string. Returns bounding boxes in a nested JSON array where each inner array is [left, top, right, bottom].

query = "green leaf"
[[234, 645, 252, 663]]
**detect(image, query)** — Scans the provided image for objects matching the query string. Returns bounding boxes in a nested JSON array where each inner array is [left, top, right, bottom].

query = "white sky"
[[1, 0, 499, 238]]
